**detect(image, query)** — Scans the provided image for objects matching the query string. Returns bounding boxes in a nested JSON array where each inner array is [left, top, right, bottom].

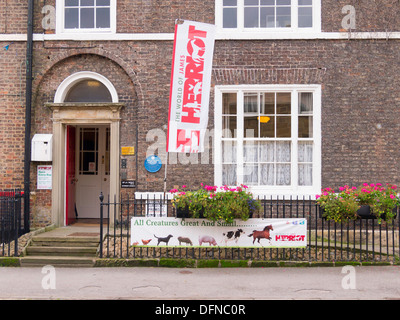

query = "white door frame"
[[47, 103, 123, 226]]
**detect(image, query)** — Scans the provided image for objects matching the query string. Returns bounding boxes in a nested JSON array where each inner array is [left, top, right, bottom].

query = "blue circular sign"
[[144, 155, 162, 173]]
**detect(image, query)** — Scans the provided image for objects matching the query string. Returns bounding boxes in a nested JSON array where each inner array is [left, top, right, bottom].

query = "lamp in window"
[[258, 116, 271, 124]]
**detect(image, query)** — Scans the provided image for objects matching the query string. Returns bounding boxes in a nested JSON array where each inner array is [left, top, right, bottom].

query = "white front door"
[[75, 125, 110, 219]]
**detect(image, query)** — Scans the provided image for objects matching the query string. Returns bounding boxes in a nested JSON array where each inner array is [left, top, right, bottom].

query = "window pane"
[[96, 8, 110, 28], [299, 0, 312, 5], [299, 164, 312, 186], [244, 164, 258, 186], [81, 8, 94, 28], [64, 80, 113, 102], [299, 92, 313, 114], [298, 142, 313, 162], [222, 116, 237, 138], [82, 131, 96, 150], [223, 8, 238, 28], [244, 116, 259, 138], [261, 0, 275, 5], [277, 0, 290, 5], [263, 93, 275, 114], [276, 142, 291, 162], [224, 0, 237, 5], [244, 7, 259, 28], [81, 152, 97, 174], [79, 128, 98, 175], [276, 164, 290, 185], [223, 93, 237, 114], [66, 0, 79, 6], [244, 94, 258, 113], [223, 141, 237, 163], [276, 7, 291, 27], [298, 142, 313, 186], [81, 0, 94, 6], [276, 116, 291, 138], [276, 93, 291, 114], [245, 0, 259, 5], [298, 7, 312, 28], [259, 142, 275, 162], [97, 0, 110, 5], [223, 164, 237, 185], [244, 142, 258, 163], [261, 7, 275, 28], [261, 164, 274, 185], [298, 116, 313, 138], [260, 116, 274, 138], [65, 8, 79, 28]]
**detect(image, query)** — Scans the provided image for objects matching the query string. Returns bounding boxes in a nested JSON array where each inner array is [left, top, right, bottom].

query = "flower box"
[[176, 206, 204, 219], [171, 184, 260, 223], [317, 183, 399, 223], [356, 205, 397, 220], [356, 205, 374, 219]]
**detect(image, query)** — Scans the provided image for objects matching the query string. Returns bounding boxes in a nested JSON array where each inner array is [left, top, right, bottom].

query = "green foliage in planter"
[[356, 183, 399, 223], [316, 183, 400, 224], [171, 184, 260, 223], [316, 186, 359, 222]]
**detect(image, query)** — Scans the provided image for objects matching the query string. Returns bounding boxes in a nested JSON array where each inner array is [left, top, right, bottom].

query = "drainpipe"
[[24, 0, 34, 233]]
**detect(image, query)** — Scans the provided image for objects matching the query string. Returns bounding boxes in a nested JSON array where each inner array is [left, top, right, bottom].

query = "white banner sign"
[[131, 217, 307, 248], [167, 20, 216, 153]]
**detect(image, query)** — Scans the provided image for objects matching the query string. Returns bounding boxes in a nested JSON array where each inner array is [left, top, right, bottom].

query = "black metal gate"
[[0, 190, 28, 256]]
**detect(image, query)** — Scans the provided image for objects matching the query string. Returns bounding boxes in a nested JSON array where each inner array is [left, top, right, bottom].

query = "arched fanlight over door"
[[64, 79, 113, 103], [54, 71, 119, 103]]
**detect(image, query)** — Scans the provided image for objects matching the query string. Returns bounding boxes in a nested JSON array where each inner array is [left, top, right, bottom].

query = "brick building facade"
[[1, 1, 400, 227]]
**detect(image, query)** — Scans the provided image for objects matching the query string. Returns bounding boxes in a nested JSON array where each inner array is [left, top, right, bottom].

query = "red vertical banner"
[[167, 20, 216, 153]]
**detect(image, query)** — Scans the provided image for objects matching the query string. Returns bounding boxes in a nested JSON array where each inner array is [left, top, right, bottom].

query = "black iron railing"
[[0, 190, 27, 257], [99, 194, 400, 263]]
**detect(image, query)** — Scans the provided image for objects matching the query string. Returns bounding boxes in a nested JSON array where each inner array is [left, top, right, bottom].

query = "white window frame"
[[215, 0, 321, 38], [56, 0, 117, 35], [214, 84, 321, 197]]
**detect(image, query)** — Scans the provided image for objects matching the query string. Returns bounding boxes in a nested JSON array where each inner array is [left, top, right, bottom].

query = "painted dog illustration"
[[154, 234, 173, 246]]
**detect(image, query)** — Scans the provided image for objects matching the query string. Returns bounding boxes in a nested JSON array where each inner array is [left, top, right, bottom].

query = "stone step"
[[26, 246, 97, 257], [20, 256, 96, 268], [32, 237, 99, 248]]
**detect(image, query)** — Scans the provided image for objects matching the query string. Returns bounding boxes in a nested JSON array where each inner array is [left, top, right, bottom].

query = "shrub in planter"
[[316, 183, 400, 224], [355, 183, 399, 223], [171, 184, 260, 223], [171, 185, 208, 219], [316, 186, 360, 223]]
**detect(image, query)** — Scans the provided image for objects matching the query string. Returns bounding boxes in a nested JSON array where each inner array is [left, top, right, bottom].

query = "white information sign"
[[37, 165, 52, 190]]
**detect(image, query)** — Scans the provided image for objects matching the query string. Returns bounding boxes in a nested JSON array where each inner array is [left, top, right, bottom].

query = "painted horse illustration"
[[248, 225, 274, 245]]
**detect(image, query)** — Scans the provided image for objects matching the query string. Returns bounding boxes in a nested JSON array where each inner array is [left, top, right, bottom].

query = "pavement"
[[0, 265, 399, 300], [3, 223, 399, 304]]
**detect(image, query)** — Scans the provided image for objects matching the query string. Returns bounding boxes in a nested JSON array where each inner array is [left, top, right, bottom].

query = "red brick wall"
[[2, 0, 400, 226]]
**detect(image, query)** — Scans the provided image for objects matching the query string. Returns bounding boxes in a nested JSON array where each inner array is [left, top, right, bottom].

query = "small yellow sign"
[[121, 147, 135, 156]]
